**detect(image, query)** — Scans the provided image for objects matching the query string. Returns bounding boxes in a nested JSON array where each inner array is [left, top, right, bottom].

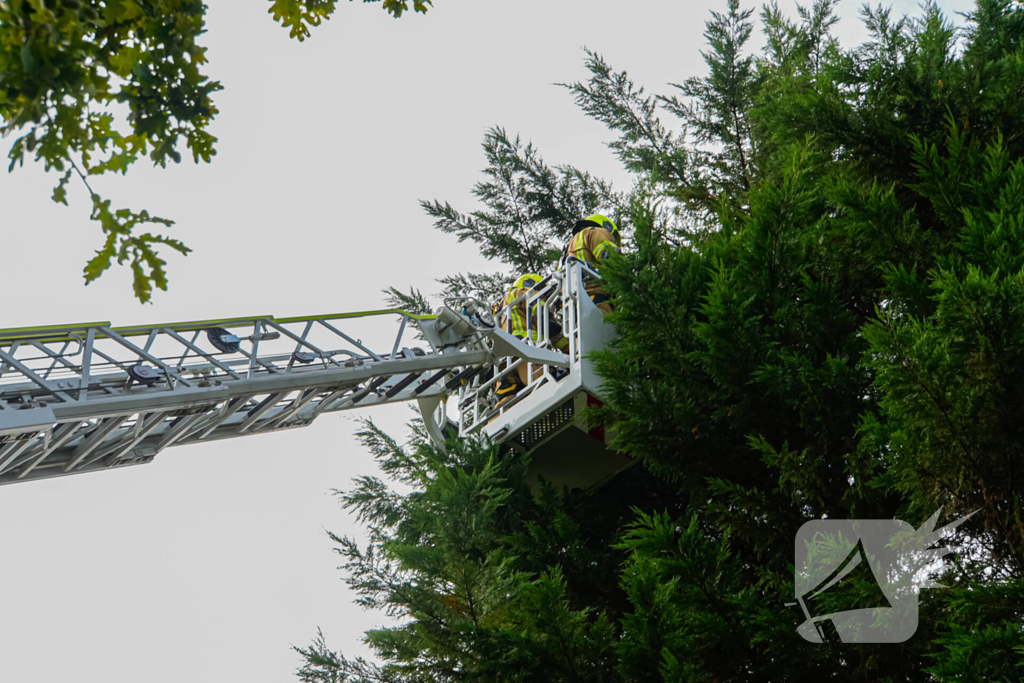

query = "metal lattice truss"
[[0, 305, 567, 486]]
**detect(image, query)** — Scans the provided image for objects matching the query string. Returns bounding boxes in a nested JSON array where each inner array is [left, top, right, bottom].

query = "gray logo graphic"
[[792, 508, 975, 643]]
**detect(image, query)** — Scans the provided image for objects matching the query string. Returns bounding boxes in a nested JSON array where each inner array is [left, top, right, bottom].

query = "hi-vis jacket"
[[497, 285, 541, 342], [496, 285, 570, 351], [561, 226, 620, 267]]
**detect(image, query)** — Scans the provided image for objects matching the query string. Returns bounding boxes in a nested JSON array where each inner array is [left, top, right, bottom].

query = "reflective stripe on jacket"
[[498, 287, 539, 341], [563, 226, 620, 267]]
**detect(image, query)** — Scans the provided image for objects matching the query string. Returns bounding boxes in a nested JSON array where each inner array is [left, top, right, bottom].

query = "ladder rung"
[[414, 369, 449, 394], [445, 366, 483, 391], [384, 372, 423, 398]]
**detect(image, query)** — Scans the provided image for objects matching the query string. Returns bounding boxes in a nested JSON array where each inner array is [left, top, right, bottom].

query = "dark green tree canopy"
[[301, 1, 1024, 681]]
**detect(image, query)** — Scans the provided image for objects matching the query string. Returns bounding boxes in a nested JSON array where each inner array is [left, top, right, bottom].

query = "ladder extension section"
[[0, 263, 597, 487], [0, 307, 561, 486]]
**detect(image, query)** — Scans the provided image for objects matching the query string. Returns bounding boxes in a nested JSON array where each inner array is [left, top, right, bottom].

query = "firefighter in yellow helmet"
[[493, 273, 566, 405], [560, 214, 621, 314]]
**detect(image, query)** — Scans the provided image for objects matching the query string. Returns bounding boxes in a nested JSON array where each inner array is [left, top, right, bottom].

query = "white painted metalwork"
[[0, 262, 608, 487], [455, 258, 616, 450]]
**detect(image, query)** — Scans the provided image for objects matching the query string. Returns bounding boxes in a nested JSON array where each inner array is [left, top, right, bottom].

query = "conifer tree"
[[302, 2, 1024, 681], [387, 126, 617, 309]]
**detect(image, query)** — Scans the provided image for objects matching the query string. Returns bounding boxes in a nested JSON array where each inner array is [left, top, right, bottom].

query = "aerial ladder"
[[0, 259, 632, 490]]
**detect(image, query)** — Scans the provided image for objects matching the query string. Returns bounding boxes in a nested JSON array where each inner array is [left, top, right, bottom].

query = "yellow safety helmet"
[[574, 214, 621, 244], [513, 273, 543, 289]]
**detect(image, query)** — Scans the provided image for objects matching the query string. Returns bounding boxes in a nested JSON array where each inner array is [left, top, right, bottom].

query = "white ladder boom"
[[0, 304, 566, 486], [0, 261, 618, 488]]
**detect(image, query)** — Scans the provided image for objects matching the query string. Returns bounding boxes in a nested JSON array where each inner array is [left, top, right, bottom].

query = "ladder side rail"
[[5, 339, 80, 384], [0, 345, 493, 485], [1, 356, 466, 486], [0, 344, 75, 403], [0, 340, 22, 384], [0, 309, 481, 486], [98, 325, 192, 389], [0, 320, 263, 406], [38, 340, 73, 380], [24, 340, 79, 387], [316, 319, 385, 362], [265, 319, 332, 370], [161, 327, 245, 380], [0, 313, 434, 411]]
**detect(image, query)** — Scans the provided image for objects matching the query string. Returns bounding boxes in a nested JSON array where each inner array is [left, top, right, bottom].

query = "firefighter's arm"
[[587, 228, 620, 259]]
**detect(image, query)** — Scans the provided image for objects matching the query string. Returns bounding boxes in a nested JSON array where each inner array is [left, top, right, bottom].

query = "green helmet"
[[513, 273, 543, 289], [574, 214, 620, 244]]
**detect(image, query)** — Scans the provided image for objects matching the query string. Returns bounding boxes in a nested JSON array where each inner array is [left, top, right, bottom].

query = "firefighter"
[[560, 214, 621, 314], [493, 273, 565, 405]]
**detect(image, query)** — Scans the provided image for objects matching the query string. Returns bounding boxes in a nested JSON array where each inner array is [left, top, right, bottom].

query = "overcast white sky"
[[0, 1, 973, 681]]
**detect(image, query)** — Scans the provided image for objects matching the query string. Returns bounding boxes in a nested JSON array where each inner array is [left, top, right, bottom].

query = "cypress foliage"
[[299, 2, 1024, 680]]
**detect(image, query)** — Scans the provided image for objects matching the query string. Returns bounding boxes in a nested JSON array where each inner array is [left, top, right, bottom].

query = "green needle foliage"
[[304, 1, 1024, 681], [406, 127, 617, 306], [0, 0, 431, 302]]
